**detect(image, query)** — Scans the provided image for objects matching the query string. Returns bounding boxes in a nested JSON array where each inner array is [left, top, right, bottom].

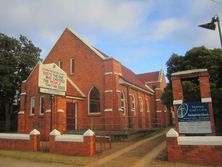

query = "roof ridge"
[[136, 71, 160, 76]]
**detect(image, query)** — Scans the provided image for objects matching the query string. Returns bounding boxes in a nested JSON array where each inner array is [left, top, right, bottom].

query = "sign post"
[[38, 62, 67, 131]]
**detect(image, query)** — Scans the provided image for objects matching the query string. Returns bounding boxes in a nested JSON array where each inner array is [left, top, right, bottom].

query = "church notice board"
[[38, 62, 67, 96], [177, 102, 212, 134]]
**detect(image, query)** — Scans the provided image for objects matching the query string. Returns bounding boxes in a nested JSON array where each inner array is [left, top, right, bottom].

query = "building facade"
[[18, 28, 169, 140]]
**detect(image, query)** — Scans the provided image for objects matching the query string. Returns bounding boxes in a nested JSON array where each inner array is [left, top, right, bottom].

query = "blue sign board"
[[177, 102, 212, 134]]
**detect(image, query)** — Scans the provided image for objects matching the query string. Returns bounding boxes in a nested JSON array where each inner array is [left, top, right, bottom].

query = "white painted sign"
[[179, 121, 212, 134], [38, 62, 67, 95]]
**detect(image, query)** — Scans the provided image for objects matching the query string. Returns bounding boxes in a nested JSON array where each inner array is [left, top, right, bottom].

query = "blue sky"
[[0, 0, 222, 74]]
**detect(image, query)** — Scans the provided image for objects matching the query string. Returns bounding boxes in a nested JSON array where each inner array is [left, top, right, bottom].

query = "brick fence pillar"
[[83, 129, 96, 156], [166, 128, 179, 162], [18, 111, 25, 133], [29, 129, 40, 151], [49, 129, 61, 153]]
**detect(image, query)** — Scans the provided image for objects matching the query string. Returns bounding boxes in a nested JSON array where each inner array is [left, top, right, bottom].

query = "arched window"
[[145, 99, 149, 112], [120, 91, 125, 113], [89, 87, 100, 113], [139, 97, 143, 112], [130, 95, 136, 111]]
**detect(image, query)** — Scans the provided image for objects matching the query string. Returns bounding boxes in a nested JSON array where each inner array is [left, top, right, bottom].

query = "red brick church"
[[18, 28, 169, 140]]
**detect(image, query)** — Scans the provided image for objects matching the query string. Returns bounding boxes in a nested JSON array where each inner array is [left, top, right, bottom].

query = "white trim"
[[104, 108, 113, 112], [50, 129, 61, 136], [18, 111, 24, 114], [118, 108, 123, 112], [114, 72, 122, 76], [120, 91, 126, 113], [130, 94, 136, 112], [155, 88, 161, 90], [172, 69, 207, 76], [67, 28, 106, 60], [46, 109, 51, 113], [20, 92, 26, 96], [201, 97, 212, 103], [104, 72, 113, 75], [104, 90, 113, 93], [145, 81, 160, 84], [156, 110, 162, 113], [166, 128, 178, 137], [139, 96, 143, 112], [0, 133, 29, 140], [178, 136, 222, 145], [116, 90, 121, 93], [22, 80, 27, 83], [145, 84, 155, 93], [58, 60, 63, 69], [173, 100, 183, 105], [67, 77, 86, 97], [57, 109, 64, 113], [56, 134, 84, 142], [155, 99, 160, 102], [65, 96, 85, 100], [119, 78, 154, 95], [158, 69, 164, 82], [30, 129, 40, 135], [83, 129, 95, 136]]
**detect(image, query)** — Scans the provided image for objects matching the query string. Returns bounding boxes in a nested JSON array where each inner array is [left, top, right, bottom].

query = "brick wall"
[[0, 129, 40, 151], [49, 129, 96, 156], [167, 129, 222, 165]]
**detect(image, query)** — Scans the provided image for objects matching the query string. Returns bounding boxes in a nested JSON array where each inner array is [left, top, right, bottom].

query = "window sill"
[[88, 112, 101, 117], [29, 114, 35, 117], [39, 114, 44, 117]]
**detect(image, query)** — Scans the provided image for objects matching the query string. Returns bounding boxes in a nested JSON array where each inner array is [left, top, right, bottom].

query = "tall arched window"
[[89, 87, 100, 113], [139, 97, 143, 112], [145, 99, 149, 112], [130, 95, 136, 111], [120, 91, 125, 113]]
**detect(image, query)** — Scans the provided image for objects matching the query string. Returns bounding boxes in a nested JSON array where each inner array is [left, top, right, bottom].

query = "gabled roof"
[[121, 65, 154, 93], [41, 27, 159, 95], [136, 70, 163, 83]]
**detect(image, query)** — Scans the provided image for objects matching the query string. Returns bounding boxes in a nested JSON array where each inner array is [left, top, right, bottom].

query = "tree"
[[0, 33, 41, 131], [162, 46, 222, 134]]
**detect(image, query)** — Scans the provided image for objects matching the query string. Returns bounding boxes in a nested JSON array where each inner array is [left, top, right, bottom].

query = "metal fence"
[[73, 116, 166, 131]]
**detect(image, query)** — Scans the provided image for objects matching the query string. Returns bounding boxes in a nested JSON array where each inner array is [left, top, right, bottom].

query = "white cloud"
[[148, 18, 189, 40], [0, 0, 222, 72]]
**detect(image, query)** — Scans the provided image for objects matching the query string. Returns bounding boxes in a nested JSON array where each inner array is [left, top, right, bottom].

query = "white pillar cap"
[[166, 128, 179, 137], [83, 129, 95, 136], [30, 129, 40, 135], [50, 129, 61, 136]]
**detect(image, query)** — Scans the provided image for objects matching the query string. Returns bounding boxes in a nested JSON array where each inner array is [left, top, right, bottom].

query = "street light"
[[199, 15, 222, 48]]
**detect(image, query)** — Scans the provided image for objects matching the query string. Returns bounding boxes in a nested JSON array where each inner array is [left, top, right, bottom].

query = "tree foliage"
[[0, 33, 41, 131], [162, 46, 222, 114]]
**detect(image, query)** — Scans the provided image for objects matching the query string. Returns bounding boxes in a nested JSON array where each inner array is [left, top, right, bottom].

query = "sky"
[[0, 0, 222, 74]]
